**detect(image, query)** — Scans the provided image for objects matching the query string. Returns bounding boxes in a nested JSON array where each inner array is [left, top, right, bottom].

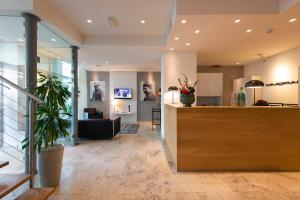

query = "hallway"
[[50, 123, 300, 200]]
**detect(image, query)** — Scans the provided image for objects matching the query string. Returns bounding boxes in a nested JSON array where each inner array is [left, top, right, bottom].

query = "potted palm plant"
[[22, 72, 71, 187]]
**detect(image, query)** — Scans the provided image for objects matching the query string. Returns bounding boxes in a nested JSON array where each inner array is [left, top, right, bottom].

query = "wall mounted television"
[[114, 88, 133, 99]]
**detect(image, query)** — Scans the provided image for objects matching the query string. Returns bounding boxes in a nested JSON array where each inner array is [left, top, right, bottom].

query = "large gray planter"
[[38, 144, 64, 187]]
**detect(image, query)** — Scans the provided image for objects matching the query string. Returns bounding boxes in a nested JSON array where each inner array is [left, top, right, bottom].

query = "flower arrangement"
[[178, 73, 198, 96]]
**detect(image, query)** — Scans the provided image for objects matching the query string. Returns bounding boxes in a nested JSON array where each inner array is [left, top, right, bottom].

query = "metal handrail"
[[0, 75, 43, 104]]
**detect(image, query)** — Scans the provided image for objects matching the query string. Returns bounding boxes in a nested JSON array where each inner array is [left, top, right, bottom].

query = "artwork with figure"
[[140, 81, 156, 101], [90, 81, 106, 101]]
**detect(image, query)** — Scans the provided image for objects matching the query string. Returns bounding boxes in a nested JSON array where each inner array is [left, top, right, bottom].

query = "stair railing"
[[0, 75, 43, 187]]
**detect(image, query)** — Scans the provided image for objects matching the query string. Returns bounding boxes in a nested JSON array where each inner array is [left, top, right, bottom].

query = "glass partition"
[[0, 16, 26, 174], [37, 23, 73, 143], [0, 15, 75, 175]]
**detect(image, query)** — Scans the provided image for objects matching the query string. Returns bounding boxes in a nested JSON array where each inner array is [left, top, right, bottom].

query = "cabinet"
[[197, 73, 223, 96]]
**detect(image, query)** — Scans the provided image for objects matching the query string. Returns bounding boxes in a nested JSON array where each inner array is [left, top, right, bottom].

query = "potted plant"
[[22, 73, 71, 187], [178, 74, 198, 107]]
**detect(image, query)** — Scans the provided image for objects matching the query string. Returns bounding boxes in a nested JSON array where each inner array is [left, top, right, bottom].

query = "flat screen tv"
[[114, 88, 133, 99]]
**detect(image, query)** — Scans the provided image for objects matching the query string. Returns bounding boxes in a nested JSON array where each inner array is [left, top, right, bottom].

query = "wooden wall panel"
[[164, 105, 300, 172]]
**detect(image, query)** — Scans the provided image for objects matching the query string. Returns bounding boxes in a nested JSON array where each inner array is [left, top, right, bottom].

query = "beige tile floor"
[[49, 122, 300, 200]]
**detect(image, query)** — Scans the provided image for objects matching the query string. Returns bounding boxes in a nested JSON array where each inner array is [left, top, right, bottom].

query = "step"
[[16, 187, 55, 200], [0, 173, 32, 199], [0, 161, 9, 168]]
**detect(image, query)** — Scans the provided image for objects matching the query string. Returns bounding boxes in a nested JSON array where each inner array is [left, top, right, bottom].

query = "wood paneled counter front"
[[164, 104, 300, 172]]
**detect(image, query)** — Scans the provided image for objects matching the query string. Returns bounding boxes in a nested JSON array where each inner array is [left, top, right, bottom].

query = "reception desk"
[[164, 104, 300, 172]]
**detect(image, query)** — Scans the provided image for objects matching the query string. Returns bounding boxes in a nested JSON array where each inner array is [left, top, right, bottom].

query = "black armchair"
[[84, 108, 103, 119]]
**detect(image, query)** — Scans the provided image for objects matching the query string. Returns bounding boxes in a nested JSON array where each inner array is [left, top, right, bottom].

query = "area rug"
[[120, 123, 140, 134]]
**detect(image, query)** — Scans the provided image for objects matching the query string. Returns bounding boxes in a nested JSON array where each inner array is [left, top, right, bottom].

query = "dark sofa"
[[78, 117, 121, 139], [84, 108, 103, 119]]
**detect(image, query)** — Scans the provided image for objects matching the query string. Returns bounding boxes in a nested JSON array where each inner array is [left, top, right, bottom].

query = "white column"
[[160, 51, 197, 139]]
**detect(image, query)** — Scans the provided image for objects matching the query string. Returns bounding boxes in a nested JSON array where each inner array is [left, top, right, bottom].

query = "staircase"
[[0, 75, 55, 199], [0, 161, 54, 200]]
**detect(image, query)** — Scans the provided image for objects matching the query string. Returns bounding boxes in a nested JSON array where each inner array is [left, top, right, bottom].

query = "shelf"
[[113, 112, 135, 115]]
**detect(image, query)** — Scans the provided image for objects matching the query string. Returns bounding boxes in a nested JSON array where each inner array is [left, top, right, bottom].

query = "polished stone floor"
[[49, 122, 300, 200]]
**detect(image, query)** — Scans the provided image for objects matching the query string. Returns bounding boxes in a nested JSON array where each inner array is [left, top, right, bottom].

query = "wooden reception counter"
[[164, 104, 300, 172]]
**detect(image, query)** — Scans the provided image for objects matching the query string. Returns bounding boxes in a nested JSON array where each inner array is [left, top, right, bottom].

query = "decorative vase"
[[180, 94, 195, 107], [236, 87, 246, 107]]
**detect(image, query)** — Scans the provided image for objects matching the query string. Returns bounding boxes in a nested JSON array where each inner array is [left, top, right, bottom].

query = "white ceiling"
[[43, 0, 174, 70], [168, 2, 300, 65], [79, 45, 162, 70], [3, 0, 300, 70], [44, 0, 174, 37]]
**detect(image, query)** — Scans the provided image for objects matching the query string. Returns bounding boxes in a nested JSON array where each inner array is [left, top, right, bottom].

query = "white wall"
[[109, 71, 137, 123], [78, 67, 87, 119], [244, 47, 300, 104], [161, 51, 197, 138]]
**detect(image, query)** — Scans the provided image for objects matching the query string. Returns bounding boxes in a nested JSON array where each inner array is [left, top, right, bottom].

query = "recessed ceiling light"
[[140, 20, 146, 24], [195, 30, 200, 34], [51, 38, 56, 42], [236, 62, 240, 65], [86, 19, 92, 23], [18, 38, 24, 42], [246, 29, 253, 33], [170, 48, 174, 51], [181, 19, 187, 24], [234, 19, 241, 23], [105, 61, 109, 64], [186, 43, 191, 46], [289, 18, 297, 23], [174, 37, 179, 40]]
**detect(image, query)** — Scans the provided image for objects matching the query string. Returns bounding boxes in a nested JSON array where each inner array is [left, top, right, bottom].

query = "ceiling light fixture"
[[18, 38, 24, 42], [236, 62, 240, 65], [195, 30, 200, 34], [246, 29, 253, 33], [174, 37, 179, 40], [82, 60, 86, 64], [289, 18, 297, 23], [181, 19, 187, 24], [105, 61, 109, 64], [170, 48, 174, 51], [51, 38, 56, 42], [186, 43, 191, 46], [86, 19, 92, 23], [108, 17, 119, 28], [140, 20, 146, 24], [234, 19, 241, 23]]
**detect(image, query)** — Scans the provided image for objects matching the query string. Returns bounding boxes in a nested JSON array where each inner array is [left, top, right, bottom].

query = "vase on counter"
[[180, 94, 195, 107], [178, 74, 198, 107], [236, 87, 246, 107]]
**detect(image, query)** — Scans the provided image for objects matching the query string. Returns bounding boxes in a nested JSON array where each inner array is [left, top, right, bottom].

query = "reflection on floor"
[[49, 122, 300, 200]]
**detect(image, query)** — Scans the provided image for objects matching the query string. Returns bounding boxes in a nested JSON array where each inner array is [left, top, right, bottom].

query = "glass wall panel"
[[37, 23, 73, 143], [0, 16, 26, 174]]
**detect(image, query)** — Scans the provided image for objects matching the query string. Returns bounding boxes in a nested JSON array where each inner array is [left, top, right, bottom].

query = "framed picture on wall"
[[140, 81, 156, 101], [90, 81, 106, 102]]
